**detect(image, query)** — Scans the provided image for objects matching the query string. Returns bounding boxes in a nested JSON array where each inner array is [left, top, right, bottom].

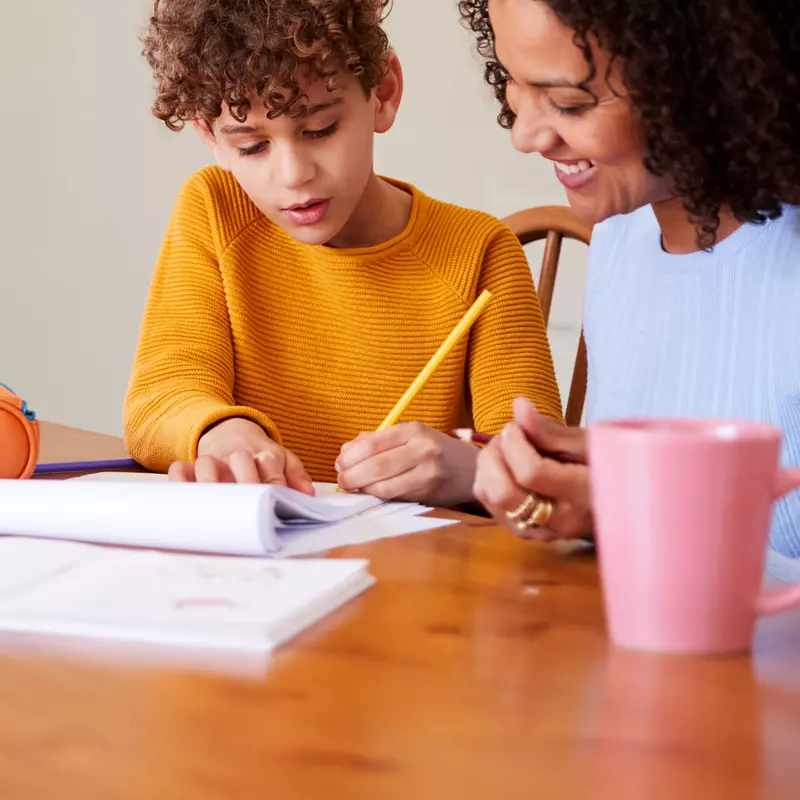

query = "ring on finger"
[[515, 498, 554, 530], [506, 494, 538, 522]]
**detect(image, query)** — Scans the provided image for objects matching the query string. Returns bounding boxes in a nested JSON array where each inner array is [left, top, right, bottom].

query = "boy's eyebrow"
[[305, 97, 344, 115], [218, 98, 344, 135], [218, 124, 258, 135]]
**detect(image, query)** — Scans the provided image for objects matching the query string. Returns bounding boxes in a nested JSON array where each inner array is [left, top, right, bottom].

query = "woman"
[[459, 0, 800, 578]]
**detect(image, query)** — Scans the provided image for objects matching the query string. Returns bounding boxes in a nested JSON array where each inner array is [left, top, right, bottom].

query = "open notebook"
[[0, 478, 455, 557], [0, 537, 373, 652]]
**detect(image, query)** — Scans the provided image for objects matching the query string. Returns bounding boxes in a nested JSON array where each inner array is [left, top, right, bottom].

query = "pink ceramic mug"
[[588, 419, 800, 655]]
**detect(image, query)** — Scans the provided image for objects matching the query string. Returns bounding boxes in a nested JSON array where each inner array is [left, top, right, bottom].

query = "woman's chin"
[[565, 195, 611, 225], [565, 191, 642, 226]]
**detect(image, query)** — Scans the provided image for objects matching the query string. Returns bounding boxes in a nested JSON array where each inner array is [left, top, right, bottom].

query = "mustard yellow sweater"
[[124, 168, 562, 479]]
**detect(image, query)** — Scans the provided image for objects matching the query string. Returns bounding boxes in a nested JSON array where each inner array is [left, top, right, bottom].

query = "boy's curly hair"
[[143, 0, 391, 130], [460, 0, 800, 248]]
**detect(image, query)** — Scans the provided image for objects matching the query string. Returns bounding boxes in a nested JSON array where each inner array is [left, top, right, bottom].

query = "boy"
[[125, 0, 562, 506]]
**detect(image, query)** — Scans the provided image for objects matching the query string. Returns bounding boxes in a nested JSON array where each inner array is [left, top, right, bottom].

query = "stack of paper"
[[0, 476, 459, 653], [0, 537, 373, 652]]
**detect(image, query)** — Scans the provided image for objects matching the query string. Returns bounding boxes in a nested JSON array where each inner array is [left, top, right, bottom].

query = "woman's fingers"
[[474, 438, 529, 512], [474, 433, 594, 542], [512, 397, 587, 462], [500, 423, 592, 509]]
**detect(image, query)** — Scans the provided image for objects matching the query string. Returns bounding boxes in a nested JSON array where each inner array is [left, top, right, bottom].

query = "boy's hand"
[[168, 418, 314, 494], [335, 422, 479, 506]]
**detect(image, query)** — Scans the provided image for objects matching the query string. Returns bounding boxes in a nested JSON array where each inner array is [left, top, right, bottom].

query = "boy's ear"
[[373, 52, 403, 135], [193, 119, 229, 170]]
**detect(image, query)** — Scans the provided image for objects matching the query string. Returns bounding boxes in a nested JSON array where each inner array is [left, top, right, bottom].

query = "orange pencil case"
[[0, 383, 39, 479]]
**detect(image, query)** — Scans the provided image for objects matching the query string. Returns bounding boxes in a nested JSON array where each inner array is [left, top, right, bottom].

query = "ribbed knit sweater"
[[124, 168, 562, 480]]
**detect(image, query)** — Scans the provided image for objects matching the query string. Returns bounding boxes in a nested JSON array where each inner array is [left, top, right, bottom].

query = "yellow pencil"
[[335, 289, 493, 491], [377, 289, 493, 430]]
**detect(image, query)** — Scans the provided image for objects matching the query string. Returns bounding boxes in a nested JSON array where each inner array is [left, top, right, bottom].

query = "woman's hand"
[[168, 418, 314, 494], [336, 422, 479, 506], [474, 397, 593, 541]]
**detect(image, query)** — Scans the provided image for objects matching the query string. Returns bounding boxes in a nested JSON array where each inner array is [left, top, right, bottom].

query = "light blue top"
[[583, 204, 800, 580]]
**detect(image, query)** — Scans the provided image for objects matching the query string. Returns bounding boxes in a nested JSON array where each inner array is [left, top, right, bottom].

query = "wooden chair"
[[503, 206, 593, 427]]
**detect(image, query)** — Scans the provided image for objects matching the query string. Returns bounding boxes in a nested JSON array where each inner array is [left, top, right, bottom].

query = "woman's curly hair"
[[460, 0, 800, 246], [143, 0, 390, 130]]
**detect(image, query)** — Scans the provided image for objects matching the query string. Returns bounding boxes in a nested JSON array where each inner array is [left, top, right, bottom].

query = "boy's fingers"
[[339, 432, 370, 454], [194, 455, 233, 483], [338, 446, 418, 492], [358, 465, 422, 502], [227, 451, 262, 484], [168, 461, 194, 482], [337, 425, 411, 470], [283, 450, 315, 495], [254, 450, 288, 486]]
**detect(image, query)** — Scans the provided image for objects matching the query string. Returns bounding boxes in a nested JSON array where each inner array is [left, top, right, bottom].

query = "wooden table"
[[1, 424, 799, 799]]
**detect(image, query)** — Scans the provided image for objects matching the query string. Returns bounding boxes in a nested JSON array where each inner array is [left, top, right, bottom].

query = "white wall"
[[0, 0, 586, 436]]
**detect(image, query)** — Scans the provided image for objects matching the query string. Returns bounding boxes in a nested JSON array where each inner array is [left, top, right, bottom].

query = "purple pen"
[[33, 458, 143, 476]]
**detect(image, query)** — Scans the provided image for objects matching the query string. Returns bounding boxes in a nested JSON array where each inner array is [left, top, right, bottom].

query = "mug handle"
[[754, 468, 800, 616]]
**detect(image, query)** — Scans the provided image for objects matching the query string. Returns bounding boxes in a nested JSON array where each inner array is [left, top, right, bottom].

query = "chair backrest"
[[503, 206, 593, 427]]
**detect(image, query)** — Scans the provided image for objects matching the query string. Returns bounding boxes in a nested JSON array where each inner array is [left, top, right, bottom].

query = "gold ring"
[[515, 498, 554, 530], [506, 494, 538, 522]]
